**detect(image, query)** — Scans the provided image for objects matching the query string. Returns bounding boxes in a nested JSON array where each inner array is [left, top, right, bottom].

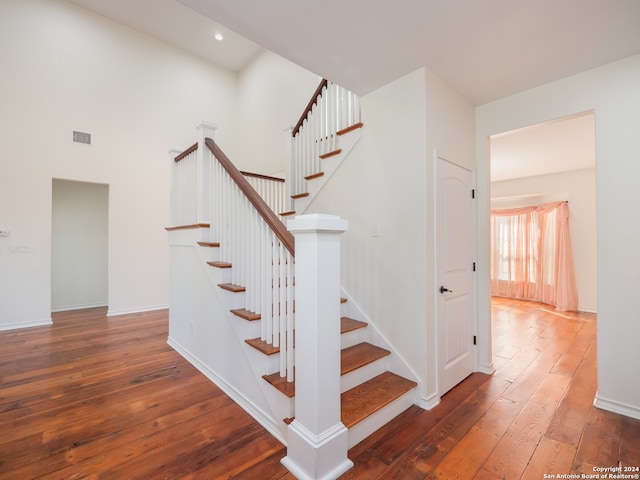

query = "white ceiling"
[[69, 0, 640, 105], [67, 0, 262, 72], [67, 0, 626, 181], [177, 0, 640, 105], [490, 111, 596, 182]]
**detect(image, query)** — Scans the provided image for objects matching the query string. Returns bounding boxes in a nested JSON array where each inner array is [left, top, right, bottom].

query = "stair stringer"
[[192, 240, 295, 435], [339, 288, 422, 447], [340, 287, 421, 397], [292, 126, 362, 214], [166, 227, 290, 445]]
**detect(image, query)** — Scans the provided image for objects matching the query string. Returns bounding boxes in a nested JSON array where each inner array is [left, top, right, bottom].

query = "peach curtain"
[[490, 201, 578, 311]]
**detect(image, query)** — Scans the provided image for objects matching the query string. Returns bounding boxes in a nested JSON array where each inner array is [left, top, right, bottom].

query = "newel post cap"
[[287, 213, 348, 234]]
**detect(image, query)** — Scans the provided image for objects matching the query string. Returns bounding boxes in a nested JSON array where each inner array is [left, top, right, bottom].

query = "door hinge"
[[473, 335, 477, 345], [471, 189, 475, 199], [473, 262, 476, 272]]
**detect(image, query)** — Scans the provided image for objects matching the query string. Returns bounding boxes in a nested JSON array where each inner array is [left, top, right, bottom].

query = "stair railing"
[[241, 171, 286, 217], [171, 143, 198, 226], [287, 79, 361, 209], [206, 139, 296, 381]]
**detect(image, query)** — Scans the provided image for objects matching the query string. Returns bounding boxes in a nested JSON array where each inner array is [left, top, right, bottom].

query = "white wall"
[[52, 179, 109, 311], [236, 50, 320, 174], [0, 0, 238, 328], [491, 168, 597, 312], [306, 68, 429, 400], [424, 69, 477, 400], [477, 54, 640, 419], [306, 67, 475, 407]]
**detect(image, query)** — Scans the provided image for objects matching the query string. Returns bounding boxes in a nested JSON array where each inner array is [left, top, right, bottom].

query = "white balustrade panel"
[[209, 150, 295, 379], [290, 82, 361, 197], [171, 150, 198, 226], [243, 174, 286, 216]]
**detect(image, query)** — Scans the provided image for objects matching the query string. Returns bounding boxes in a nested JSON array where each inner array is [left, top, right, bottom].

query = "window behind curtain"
[[490, 201, 578, 311]]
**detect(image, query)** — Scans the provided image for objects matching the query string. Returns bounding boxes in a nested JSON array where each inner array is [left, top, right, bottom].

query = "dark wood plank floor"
[[1, 299, 638, 479]]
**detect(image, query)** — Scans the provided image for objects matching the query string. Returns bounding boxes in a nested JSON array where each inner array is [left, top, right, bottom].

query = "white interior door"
[[436, 156, 474, 395]]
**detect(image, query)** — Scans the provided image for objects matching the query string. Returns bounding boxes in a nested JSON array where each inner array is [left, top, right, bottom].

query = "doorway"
[[51, 179, 109, 312], [488, 111, 597, 311]]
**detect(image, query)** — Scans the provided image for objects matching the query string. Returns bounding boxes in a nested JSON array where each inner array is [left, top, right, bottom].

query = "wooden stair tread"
[[291, 192, 309, 199], [245, 338, 279, 355], [341, 316, 367, 333], [319, 148, 342, 160], [280, 211, 296, 217], [231, 309, 260, 321], [197, 241, 220, 247], [218, 283, 245, 293], [208, 261, 232, 268], [263, 342, 388, 396], [304, 172, 324, 181], [341, 371, 416, 428], [263, 372, 295, 398], [280, 371, 416, 429], [165, 223, 210, 231], [341, 342, 390, 375], [336, 122, 364, 136], [247, 317, 364, 357]]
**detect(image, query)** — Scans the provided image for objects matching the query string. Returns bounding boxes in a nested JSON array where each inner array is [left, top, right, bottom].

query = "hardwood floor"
[[1, 299, 638, 479], [0, 308, 284, 479]]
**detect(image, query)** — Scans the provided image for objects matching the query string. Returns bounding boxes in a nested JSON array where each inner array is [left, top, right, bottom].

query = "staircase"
[[167, 80, 418, 477], [191, 225, 417, 449]]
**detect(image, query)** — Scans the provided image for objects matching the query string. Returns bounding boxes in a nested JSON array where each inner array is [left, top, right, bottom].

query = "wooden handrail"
[[240, 171, 285, 183], [205, 138, 295, 255], [292, 78, 328, 137], [174, 142, 198, 162]]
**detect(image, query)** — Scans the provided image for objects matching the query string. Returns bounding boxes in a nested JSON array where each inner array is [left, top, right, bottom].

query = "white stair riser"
[[245, 347, 280, 373], [197, 246, 220, 262], [340, 328, 368, 349], [347, 389, 416, 449], [231, 317, 261, 342], [341, 357, 388, 393]]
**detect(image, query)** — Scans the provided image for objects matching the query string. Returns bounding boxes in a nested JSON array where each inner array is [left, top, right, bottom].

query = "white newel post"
[[196, 121, 217, 224], [282, 214, 353, 480]]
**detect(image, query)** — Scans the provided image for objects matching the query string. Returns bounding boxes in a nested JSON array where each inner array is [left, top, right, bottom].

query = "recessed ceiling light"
[[214, 32, 224, 41]]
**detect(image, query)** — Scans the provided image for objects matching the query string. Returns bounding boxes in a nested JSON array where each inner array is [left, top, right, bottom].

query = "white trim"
[[0, 318, 52, 331], [477, 363, 496, 375], [167, 336, 287, 445], [51, 302, 107, 313], [578, 306, 598, 314], [594, 393, 640, 420], [419, 391, 441, 410], [281, 455, 353, 480], [282, 420, 353, 480], [106, 305, 168, 317]]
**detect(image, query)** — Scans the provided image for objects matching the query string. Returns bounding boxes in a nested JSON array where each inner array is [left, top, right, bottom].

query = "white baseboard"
[[51, 302, 107, 313], [578, 306, 597, 314], [594, 394, 640, 420], [0, 318, 52, 331], [419, 391, 441, 410], [167, 336, 286, 445], [106, 304, 168, 317], [478, 362, 496, 375]]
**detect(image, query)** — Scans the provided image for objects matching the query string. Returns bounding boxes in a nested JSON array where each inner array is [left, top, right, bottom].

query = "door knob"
[[440, 286, 453, 294]]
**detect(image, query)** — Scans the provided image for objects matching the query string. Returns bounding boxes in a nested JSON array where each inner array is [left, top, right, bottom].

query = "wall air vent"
[[73, 130, 91, 145]]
